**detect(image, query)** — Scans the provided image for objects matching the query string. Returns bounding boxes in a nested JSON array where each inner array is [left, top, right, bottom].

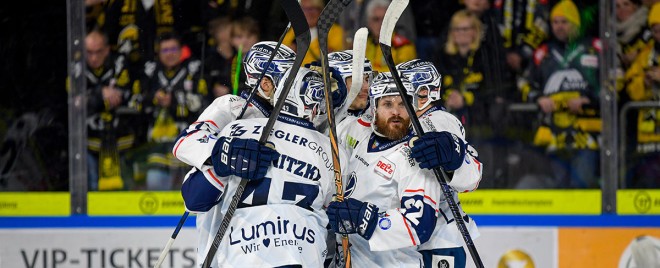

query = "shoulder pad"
[[392, 33, 411, 47], [533, 44, 548, 66]]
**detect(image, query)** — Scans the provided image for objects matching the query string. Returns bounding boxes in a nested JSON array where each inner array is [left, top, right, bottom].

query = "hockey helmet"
[[396, 59, 441, 111], [243, 41, 296, 100], [274, 67, 326, 121], [328, 50, 374, 85], [369, 72, 415, 136]]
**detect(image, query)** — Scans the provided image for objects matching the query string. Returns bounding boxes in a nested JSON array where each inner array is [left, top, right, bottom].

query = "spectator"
[[102, 0, 184, 78], [204, 16, 235, 99], [491, 0, 552, 75], [617, 0, 652, 70], [140, 32, 209, 190], [433, 10, 508, 134], [364, 0, 417, 73], [200, 0, 278, 40], [621, 3, 660, 188], [229, 16, 260, 95], [81, 29, 140, 191], [524, 0, 601, 188], [282, 0, 345, 66]]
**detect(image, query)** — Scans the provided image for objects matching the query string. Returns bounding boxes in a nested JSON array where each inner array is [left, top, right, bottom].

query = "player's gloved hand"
[[327, 198, 379, 240], [410, 131, 466, 171], [329, 66, 348, 109], [211, 137, 279, 180]]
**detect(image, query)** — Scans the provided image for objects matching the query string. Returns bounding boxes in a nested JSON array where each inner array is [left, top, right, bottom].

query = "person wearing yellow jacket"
[[622, 3, 660, 188], [364, 0, 417, 73], [282, 0, 345, 66]]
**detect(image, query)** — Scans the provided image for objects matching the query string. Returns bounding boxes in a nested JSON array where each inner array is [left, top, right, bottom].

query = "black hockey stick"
[[378, 0, 484, 267], [200, 0, 311, 267], [316, 0, 353, 266], [156, 21, 296, 268], [237, 22, 292, 119]]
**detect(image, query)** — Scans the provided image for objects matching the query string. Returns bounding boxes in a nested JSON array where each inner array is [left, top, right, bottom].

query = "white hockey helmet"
[[243, 41, 296, 99], [328, 50, 374, 85], [369, 72, 415, 136], [396, 59, 442, 111], [274, 67, 326, 121]]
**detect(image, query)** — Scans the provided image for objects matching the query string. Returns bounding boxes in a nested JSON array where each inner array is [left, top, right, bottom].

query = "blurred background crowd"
[[0, 0, 658, 192]]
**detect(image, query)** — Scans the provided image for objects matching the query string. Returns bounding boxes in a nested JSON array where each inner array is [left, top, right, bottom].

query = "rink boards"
[[0, 190, 659, 267]]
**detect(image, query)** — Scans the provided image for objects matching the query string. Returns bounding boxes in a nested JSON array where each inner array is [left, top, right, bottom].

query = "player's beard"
[[376, 115, 410, 140]]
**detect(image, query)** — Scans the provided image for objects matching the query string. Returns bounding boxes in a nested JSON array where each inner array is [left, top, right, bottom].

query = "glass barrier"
[[2, 0, 658, 217]]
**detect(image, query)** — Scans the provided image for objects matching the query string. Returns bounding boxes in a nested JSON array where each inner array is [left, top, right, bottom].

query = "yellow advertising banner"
[[617, 189, 660, 215], [458, 190, 601, 214], [0, 192, 70, 216], [88, 192, 185, 215], [559, 228, 660, 267]]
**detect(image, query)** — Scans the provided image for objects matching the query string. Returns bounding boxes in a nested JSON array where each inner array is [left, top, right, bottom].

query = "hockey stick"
[[154, 32, 209, 268], [237, 22, 292, 119], [155, 22, 294, 268], [335, 27, 368, 121], [316, 0, 353, 266], [200, 0, 310, 267], [153, 211, 189, 268], [378, 1, 484, 267]]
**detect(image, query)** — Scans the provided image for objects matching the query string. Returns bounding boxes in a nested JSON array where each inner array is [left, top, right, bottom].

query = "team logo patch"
[[374, 157, 396, 180], [378, 218, 391, 230], [344, 172, 357, 197], [197, 135, 209, 143]]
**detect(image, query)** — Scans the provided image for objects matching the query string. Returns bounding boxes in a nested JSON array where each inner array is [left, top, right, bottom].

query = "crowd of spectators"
[[4, 0, 657, 191]]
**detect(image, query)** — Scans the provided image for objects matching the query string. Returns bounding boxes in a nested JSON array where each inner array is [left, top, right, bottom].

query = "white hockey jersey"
[[172, 92, 273, 169], [414, 104, 481, 255], [335, 120, 442, 267], [182, 115, 349, 267]]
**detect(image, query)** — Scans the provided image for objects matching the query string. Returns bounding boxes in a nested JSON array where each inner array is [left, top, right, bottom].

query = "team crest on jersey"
[[196, 135, 209, 143], [374, 157, 396, 180], [344, 171, 357, 197]]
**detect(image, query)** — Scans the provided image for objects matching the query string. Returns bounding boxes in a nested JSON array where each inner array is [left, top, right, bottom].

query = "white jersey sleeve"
[[172, 95, 269, 169], [419, 107, 483, 192]]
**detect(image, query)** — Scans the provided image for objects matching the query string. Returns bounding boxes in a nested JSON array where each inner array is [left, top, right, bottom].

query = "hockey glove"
[[410, 131, 466, 171], [211, 137, 279, 180], [329, 66, 348, 109], [327, 198, 379, 240]]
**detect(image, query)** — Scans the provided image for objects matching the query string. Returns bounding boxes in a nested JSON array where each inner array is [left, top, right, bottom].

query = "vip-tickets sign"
[[0, 228, 198, 268]]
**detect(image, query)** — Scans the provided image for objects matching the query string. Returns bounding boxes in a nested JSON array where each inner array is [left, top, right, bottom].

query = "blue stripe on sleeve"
[[181, 170, 222, 212]]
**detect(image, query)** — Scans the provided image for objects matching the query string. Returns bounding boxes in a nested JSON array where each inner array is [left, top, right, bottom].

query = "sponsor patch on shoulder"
[[374, 157, 396, 180]]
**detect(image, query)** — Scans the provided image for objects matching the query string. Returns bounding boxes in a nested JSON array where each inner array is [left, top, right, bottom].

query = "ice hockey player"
[[171, 41, 295, 265], [327, 50, 374, 119], [172, 41, 295, 171], [181, 67, 349, 267], [327, 72, 442, 266], [398, 59, 482, 268]]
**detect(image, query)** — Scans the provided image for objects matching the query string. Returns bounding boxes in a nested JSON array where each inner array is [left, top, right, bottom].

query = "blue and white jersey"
[[172, 92, 272, 170], [182, 115, 349, 267], [335, 121, 442, 267], [416, 104, 481, 254]]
